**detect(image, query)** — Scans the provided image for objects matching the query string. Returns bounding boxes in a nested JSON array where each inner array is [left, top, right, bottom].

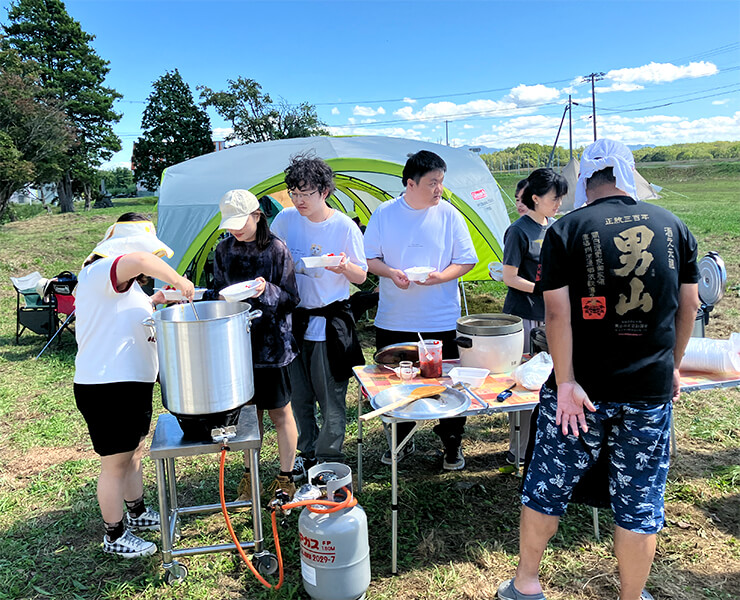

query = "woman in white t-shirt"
[[74, 213, 194, 559]]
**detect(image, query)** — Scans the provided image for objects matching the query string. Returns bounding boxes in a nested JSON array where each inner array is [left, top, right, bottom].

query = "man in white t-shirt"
[[272, 154, 367, 478], [364, 150, 478, 470]]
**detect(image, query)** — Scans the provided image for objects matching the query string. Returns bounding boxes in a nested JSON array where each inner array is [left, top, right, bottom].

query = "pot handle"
[[454, 335, 472, 349], [247, 309, 262, 323], [142, 317, 156, 342]]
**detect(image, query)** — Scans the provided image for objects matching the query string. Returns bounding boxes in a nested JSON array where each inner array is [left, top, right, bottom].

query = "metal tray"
[[369, 384, 471, 420]]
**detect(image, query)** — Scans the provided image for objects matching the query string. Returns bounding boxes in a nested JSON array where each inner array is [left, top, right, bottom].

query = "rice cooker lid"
[[698, 251, 726, 306], [456, 313, 523, 336]]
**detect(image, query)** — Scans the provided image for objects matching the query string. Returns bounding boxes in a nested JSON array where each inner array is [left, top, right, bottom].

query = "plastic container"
[[220, 280, 260, 302], [418, 339, 443, 378], [448, 367, 490, 388], [157, 288, 206, 302], [404, 266, 435, 282], [488, 261, 503, 282], [302, 255, 343, 268]]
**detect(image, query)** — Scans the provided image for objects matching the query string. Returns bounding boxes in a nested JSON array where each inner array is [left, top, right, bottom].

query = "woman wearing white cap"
[[74, 212, 194, 558]]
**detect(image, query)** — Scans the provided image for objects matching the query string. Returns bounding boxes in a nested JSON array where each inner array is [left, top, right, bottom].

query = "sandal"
[[497, 578, 547, 600]]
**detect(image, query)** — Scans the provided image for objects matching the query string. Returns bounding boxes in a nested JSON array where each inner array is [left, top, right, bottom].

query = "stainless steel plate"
[[370, 384, 471, 420]]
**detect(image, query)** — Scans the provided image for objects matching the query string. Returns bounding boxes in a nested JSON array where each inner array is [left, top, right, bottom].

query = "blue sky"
[[4, 0, 739, 168]]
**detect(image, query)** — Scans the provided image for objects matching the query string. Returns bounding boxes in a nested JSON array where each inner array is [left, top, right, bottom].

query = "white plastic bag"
[[512, 352, 553, 390], [680, 333, 740, 373]]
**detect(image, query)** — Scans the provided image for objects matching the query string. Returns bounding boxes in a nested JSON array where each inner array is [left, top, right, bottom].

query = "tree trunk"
[[57, 173, 74, 213], [83, 182, 92, 211]]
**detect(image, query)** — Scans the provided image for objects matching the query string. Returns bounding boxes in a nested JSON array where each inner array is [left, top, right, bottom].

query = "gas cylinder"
[[298, 463, 370, 600]]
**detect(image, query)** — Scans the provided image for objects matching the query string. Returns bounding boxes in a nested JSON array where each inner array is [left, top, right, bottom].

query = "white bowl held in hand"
[[157, 288, 206, 302], [220, 280, 260, 302], [302, 254, 343, 269], [404, 266, 435, 282], [488, 261, 504, 282]]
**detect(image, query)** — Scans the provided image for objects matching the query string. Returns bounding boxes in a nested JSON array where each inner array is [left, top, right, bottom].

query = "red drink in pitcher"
[[419, 339, 443, 378]]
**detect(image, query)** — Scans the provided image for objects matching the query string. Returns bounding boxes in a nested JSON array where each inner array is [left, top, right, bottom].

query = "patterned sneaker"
[[102, 529, 157, 558], [443, 446, 465, 471], [380, 440, 416, 465], [125, 507, 160, 532], [267, 475, 297, 500], [291, 455, 316, 482]]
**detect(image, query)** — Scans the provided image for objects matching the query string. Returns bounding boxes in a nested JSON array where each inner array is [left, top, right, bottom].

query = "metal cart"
[[149, 405, 277, 584]]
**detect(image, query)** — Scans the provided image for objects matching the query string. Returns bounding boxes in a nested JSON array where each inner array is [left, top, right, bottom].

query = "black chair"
[[10, 272, 57, 343]]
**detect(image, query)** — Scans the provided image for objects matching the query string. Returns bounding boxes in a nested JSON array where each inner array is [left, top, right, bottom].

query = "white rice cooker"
[[455, 314, 524, 373]]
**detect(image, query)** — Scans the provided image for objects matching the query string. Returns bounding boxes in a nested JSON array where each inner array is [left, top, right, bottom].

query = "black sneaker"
[[443, 446, 465, 471], [380, 440, 415, 465], [505, 451, 525, 467], [291, 455, 317, 482], [102, 529, 157, 558], [125, 507, 160, 532]]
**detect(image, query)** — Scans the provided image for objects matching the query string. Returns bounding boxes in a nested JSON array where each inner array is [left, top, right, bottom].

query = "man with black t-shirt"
[[497, 139, 700, 600]]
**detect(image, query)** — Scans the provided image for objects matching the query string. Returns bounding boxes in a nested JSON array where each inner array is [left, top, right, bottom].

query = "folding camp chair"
[[10, 272, 57, 343], [35, 275, 77, 359]]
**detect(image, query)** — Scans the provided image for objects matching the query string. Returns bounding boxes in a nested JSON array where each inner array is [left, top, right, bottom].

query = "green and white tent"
[[157, 135, 510, 284]]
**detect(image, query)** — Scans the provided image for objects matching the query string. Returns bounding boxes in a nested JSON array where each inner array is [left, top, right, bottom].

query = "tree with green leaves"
[[132, 69, 214, 191], [98, 166, 136, 198], [2, 0, 122, 212], [199, 76, 328, 144], [0, 43, 73, 218]]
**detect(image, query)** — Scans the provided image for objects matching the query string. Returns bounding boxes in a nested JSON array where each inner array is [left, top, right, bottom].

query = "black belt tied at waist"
[[293, 299, 365, 382]]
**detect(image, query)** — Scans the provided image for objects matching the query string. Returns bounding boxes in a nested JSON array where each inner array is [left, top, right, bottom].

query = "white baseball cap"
[[219, 189, 259, 230]]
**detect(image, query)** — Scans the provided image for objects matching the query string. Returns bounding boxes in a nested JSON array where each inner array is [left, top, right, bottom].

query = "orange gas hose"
[[218, 448, 357, 589]]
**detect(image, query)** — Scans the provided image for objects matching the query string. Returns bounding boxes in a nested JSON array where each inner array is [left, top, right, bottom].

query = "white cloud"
[[403, 97, 417, 104], [394, 98, 527, 121], [361, 118, 377, 124], [331, 107, 340, 115], [463, 124, 474, 129], [712, 99, 730, 105], [607, 61, 718, 84], [212, 127, 234, 140], [596, 83, 645, 94], [505, 83, 560, 106], [353, 105, 386, 117]]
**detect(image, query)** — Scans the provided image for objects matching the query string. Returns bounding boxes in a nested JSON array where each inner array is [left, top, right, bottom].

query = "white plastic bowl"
[[448, 366, 490, 388], [488, 261, 504, 282], [302, 255, 343, 268], [157, 288, 206, 302], [220, 280, 260, 302], [404, 266, 435, 282]]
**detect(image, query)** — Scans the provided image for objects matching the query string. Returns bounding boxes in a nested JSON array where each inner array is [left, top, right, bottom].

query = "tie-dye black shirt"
[[204, 234, 300, 368]]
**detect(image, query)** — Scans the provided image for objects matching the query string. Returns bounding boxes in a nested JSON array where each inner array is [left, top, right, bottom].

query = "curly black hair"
[[284, 152, 336, 197]]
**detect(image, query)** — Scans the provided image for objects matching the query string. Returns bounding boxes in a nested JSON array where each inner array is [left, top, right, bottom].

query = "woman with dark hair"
[[514, 178, 529, 216], [204, 189, 301, 500], [502, 168, 567, 466], [74, 212, 194, 558]]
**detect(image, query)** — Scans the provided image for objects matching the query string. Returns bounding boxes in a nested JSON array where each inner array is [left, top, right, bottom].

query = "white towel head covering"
[[91, 220, 174, 260], [574, 139, 637, 209]]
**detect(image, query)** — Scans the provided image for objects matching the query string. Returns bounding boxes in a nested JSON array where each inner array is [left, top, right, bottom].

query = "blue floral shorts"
[[522, 383, 672, 534]]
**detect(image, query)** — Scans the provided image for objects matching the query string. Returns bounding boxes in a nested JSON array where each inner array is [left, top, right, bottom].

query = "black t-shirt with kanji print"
[[539, 195, 699, 403]]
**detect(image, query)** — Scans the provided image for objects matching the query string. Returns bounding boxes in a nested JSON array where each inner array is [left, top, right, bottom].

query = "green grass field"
[[0, 164, 738, 600]]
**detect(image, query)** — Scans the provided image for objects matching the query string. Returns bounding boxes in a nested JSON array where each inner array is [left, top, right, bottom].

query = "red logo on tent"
[[471, 189, 487, 200]]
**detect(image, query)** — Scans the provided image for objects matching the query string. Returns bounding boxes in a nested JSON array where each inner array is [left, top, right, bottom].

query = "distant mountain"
[[457, 144, 501, 155], [628, 144, 656, 150]]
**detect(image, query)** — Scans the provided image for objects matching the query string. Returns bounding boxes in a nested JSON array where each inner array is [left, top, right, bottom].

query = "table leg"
[[248, 448, 264, 554], [391, 421, 398, 575], [357, 387, 363, 494], [155, 458, 173, 568], [514, 411, 521, 476]]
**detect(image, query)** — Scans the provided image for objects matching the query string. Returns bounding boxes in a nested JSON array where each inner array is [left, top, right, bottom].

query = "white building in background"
[[9, 184, 58, 205]]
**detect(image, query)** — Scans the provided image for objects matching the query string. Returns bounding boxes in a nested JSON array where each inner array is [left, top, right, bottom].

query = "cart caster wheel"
[[254, 553, 278, 576], [164, 562, 188, 585]]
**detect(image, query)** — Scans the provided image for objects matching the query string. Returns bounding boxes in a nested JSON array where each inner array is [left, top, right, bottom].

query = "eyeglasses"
[[288, 189, 320, 201]]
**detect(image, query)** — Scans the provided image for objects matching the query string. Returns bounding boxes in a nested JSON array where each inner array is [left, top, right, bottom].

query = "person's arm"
[[115, 252, 194, 299], [326, 252, 367, 285], [502, 265, 536, 293], [367, 257, 409, 290], [672, 282, 701, 401], [418, 263, 474, 285], [544, 286, 595, 436]]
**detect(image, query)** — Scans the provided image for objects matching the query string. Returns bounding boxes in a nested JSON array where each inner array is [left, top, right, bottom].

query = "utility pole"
[[582, 72, 605, 141], [445, 120, 449, 146], [568, 94, 573, 160]]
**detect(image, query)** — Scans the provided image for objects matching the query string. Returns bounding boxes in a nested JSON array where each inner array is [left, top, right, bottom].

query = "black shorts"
[[74, 381, 154, 456], [249, 365, 292, 411]]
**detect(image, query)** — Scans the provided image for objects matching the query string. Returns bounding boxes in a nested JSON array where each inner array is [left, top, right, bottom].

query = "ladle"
[[190, 299, 200, 320]]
